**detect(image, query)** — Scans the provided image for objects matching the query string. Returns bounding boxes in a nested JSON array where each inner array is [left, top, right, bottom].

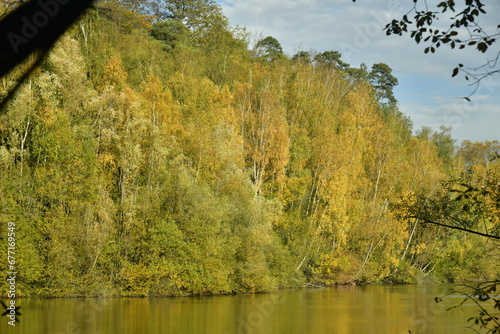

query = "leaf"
[[417, 17, 426, 28], [477, 42, 487, 53], [452, 67, 459, 77]]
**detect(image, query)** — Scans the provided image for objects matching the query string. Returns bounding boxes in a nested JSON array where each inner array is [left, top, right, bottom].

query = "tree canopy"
[[0, 0, 498, 299], [255, 36, 284, 61], [369, 63, 399, 105]]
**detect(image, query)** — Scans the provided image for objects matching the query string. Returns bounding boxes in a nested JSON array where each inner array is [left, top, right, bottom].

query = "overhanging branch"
[[410, 216, 500, 240]]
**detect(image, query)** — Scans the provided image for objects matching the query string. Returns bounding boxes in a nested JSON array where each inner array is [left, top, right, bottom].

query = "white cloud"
[[403, 95, 500, 143]]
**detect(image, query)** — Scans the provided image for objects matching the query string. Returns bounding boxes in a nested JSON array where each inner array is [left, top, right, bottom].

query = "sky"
[[217, 0, 500, 144]]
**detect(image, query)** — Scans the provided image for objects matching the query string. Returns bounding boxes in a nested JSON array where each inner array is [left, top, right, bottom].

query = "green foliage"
[[369, 63, 399, 105], [254, 36, 285, 62], [292, 51, 312, 65], [150, 20, 190, 52], [0, 0, 496, 298], [393, 146, 500, 282], [313, 50, 350, 71]]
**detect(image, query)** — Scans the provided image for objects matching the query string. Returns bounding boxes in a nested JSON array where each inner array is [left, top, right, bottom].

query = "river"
[[0, 284, 482, 333]]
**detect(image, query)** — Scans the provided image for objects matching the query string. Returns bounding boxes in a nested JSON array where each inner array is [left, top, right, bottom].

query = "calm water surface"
[[0, 284, 481, 334]]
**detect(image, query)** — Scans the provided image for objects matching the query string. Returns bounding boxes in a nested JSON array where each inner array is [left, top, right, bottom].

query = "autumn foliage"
[[0, 2, 498, 297]]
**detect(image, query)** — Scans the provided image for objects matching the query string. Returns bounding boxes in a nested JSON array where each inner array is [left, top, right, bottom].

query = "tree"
[[460, 140, 500, 170], [117, 0, 145, 13], [234, 65, 290, 196], [417, 126, 457, 172], [292, 51, 312, 65], [414, 168, 500, 332], [3, 0, 497, 297], [369, 63, 399, 105], [346, 63, 370, 82], [137, 0, 226, 30], [150, 20, 190, 52], [254, 36, 284, 62], [313, 50, 350, 71], [97, 0, 152, 33], [353, 0, 500, 97]]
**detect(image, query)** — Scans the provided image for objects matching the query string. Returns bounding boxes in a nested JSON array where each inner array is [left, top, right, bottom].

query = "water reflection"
[[0, 284, 480, 334]]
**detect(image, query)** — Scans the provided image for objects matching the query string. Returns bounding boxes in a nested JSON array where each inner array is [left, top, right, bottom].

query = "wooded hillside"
[[0, 0, 498, 297]]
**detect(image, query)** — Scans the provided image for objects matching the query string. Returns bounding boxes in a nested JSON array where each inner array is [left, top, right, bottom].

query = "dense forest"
[[0, 0, 499, 297]]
